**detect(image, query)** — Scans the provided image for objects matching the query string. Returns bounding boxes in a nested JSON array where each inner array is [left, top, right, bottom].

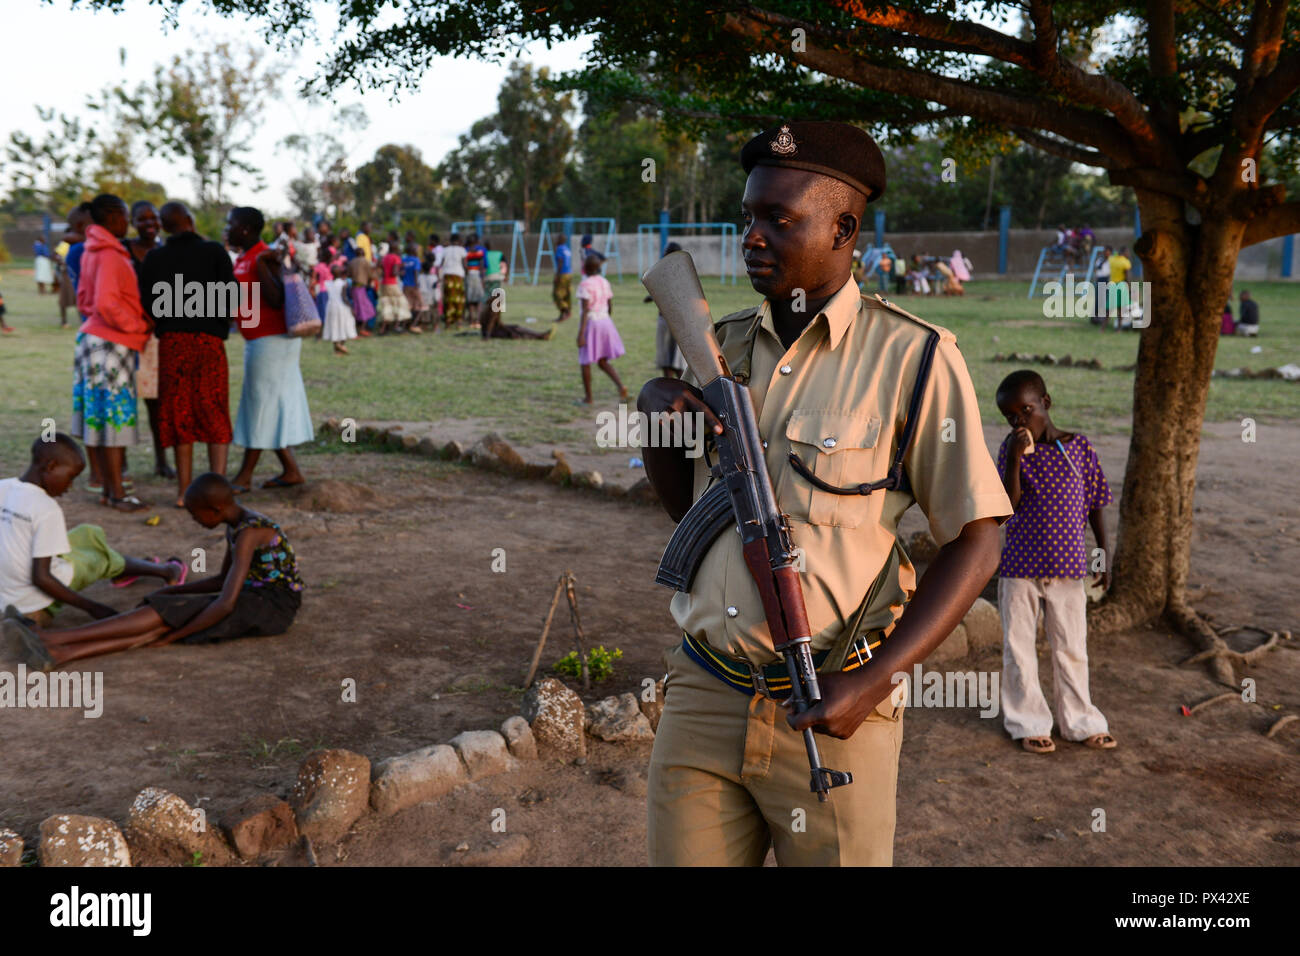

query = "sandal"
[[1083, 733, 1117, 750], [261, 475, 304, 489], [1021, 736, 1055, 754], [106, 495, 148, 513], [164, 557, 188, 587], [112, 554, 161, 588]]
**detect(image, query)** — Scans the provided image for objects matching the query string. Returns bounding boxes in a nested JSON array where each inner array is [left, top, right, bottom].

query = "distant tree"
[[353, 143, 443, 223], [280, 103, 368, 219], [438, 62, 574, 230], [4, 108, 100, 214], [105, 41, 277, 205], [4, 106, 165, 214]]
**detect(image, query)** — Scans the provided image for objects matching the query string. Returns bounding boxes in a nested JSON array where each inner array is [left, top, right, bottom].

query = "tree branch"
[[1109, 167, 1208, 205], [1214, 3, 1295, 195], [1242, 0, 1288, 83], [1010, 127, 1113, 169], [822, 0, 1167, 161], [1241, 199, 1300, 247], [720, 10, 1139, 166], [1146, 0, 1179, 79]]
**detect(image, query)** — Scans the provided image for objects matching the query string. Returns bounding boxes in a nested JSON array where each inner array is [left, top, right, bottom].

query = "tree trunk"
[[1088, 189, 1247, 685]]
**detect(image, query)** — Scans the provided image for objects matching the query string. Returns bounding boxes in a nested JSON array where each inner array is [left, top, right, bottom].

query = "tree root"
[[1168, 602, 1237, 686], [1169, 602, 1286, 686], [1265, 715, 1298, 740], [1188, 691, 1240, 715]]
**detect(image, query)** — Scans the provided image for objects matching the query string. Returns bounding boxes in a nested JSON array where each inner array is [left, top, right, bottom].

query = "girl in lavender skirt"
[[575, 254, 629, 405]]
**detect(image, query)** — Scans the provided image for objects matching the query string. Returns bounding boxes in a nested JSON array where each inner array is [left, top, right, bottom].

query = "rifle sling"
[[710, 313, 941, 672]]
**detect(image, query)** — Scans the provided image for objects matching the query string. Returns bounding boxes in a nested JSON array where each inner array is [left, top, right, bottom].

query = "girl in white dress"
[[322, 263, 357, 355]]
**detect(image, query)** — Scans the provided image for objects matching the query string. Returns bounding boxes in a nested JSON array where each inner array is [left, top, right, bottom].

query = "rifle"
[[642, 250, 852, 802]]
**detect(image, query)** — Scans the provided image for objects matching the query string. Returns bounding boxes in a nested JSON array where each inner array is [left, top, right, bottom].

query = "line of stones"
[[0, 678, 661, 868]]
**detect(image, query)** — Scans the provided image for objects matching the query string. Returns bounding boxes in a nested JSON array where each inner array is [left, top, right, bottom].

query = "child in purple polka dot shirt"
[[995, 370, 1116, 755]]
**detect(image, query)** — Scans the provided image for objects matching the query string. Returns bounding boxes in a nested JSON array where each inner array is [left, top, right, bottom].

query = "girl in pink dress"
[[575, 255, 629, 404]]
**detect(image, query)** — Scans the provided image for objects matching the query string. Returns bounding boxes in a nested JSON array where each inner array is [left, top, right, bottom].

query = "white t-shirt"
[[440, 245, 467, 278], [0, 477, 74, 613]]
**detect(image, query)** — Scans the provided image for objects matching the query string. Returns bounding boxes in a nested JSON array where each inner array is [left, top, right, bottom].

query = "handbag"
[[281, 266, 323, 337]]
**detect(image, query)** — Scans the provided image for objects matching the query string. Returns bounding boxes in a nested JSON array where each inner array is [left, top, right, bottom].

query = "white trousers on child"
[[999, 576, 1108, 741]]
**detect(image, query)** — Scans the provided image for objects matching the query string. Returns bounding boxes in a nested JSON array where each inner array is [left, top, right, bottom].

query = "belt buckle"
[[747, 661, 771, 698]]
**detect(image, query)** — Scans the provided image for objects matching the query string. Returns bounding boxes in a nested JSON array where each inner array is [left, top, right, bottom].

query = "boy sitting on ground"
[[0, 433, 182, 631], [5, 472, 304, 669]]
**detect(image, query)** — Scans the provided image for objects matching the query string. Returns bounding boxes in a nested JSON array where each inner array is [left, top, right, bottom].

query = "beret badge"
[[770, 124, 797, 156]]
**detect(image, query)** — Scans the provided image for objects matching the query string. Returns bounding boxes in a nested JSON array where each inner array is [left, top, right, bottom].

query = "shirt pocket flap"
[[785, 410, 881, 455]]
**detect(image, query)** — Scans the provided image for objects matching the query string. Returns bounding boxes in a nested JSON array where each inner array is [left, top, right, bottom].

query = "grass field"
[[1, 260, 1296, 473]]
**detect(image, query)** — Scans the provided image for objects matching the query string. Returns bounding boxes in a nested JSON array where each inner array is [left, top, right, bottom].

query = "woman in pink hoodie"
[[73, 194, 151, 512]]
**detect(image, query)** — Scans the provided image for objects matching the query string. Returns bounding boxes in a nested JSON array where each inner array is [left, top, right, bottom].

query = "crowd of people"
[[25, 197, 637, 515], [1050, 223, 1096, 261], [856, 249, 973, 296], [0, 202, 643, 668]]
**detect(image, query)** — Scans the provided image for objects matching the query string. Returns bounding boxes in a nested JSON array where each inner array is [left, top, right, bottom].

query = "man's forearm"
[[1088, 509, 1109, 563], [851, 517, 1001, 709], [34, 573, 103, 615], [1001, 458, 1022, 508]]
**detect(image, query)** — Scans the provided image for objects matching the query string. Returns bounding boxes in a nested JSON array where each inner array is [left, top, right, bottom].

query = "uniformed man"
[[637, 121, 1014, 866]]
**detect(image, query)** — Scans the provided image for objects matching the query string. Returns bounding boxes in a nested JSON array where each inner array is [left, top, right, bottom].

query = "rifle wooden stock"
[[641, 250, 728, 385]]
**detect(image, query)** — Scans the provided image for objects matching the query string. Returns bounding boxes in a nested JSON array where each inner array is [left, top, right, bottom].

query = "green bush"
[[554, 645, 623, 683]]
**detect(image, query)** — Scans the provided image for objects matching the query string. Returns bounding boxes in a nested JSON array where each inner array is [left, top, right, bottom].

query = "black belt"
[[681, 631, 881, 700]]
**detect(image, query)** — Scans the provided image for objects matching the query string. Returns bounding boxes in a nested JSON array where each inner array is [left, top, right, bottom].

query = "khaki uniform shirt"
[[671, 275, 1012, 665]]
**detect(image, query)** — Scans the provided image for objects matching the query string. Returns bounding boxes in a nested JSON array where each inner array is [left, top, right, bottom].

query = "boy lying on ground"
[[5, 472, 303, 670]]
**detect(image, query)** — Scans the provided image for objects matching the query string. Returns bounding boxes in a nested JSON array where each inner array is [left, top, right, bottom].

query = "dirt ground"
[[1, 420, 1297, 866]]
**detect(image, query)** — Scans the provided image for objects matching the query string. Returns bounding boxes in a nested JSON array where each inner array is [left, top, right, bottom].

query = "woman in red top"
[[73, 194, 151, 511], [375, 239, 413, 334], [225, 206, 315, 491]]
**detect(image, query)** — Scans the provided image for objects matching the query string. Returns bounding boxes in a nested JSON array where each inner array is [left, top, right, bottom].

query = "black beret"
[[740, 121, 886, 202]]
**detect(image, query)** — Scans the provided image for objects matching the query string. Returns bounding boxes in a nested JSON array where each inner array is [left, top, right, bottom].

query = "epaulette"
[[714, 306, 759, 329], [865, 293, 956, 343]]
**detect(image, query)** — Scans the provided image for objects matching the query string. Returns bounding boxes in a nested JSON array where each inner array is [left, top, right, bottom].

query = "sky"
[[2, 0, 594, 213]]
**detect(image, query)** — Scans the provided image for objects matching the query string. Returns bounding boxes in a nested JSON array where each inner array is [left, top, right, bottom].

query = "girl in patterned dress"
[[9, 473, 303, 669]]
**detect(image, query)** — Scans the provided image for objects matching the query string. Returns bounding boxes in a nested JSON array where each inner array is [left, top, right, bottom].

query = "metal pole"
[[873, 210, 884, 249], [998, 205, 1011, 275], [1132, 206, 1142, 278]]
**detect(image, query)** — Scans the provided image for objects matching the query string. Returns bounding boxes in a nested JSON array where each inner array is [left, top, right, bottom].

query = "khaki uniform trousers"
[[648, 642, 904, 866]]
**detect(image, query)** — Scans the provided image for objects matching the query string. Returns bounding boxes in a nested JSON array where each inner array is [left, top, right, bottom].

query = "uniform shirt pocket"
[[783, 409, 883, 528]]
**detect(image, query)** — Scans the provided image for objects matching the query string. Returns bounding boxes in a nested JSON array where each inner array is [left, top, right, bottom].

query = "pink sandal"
[[164, 558, 188, 587], [111, 555, 160, 588]]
